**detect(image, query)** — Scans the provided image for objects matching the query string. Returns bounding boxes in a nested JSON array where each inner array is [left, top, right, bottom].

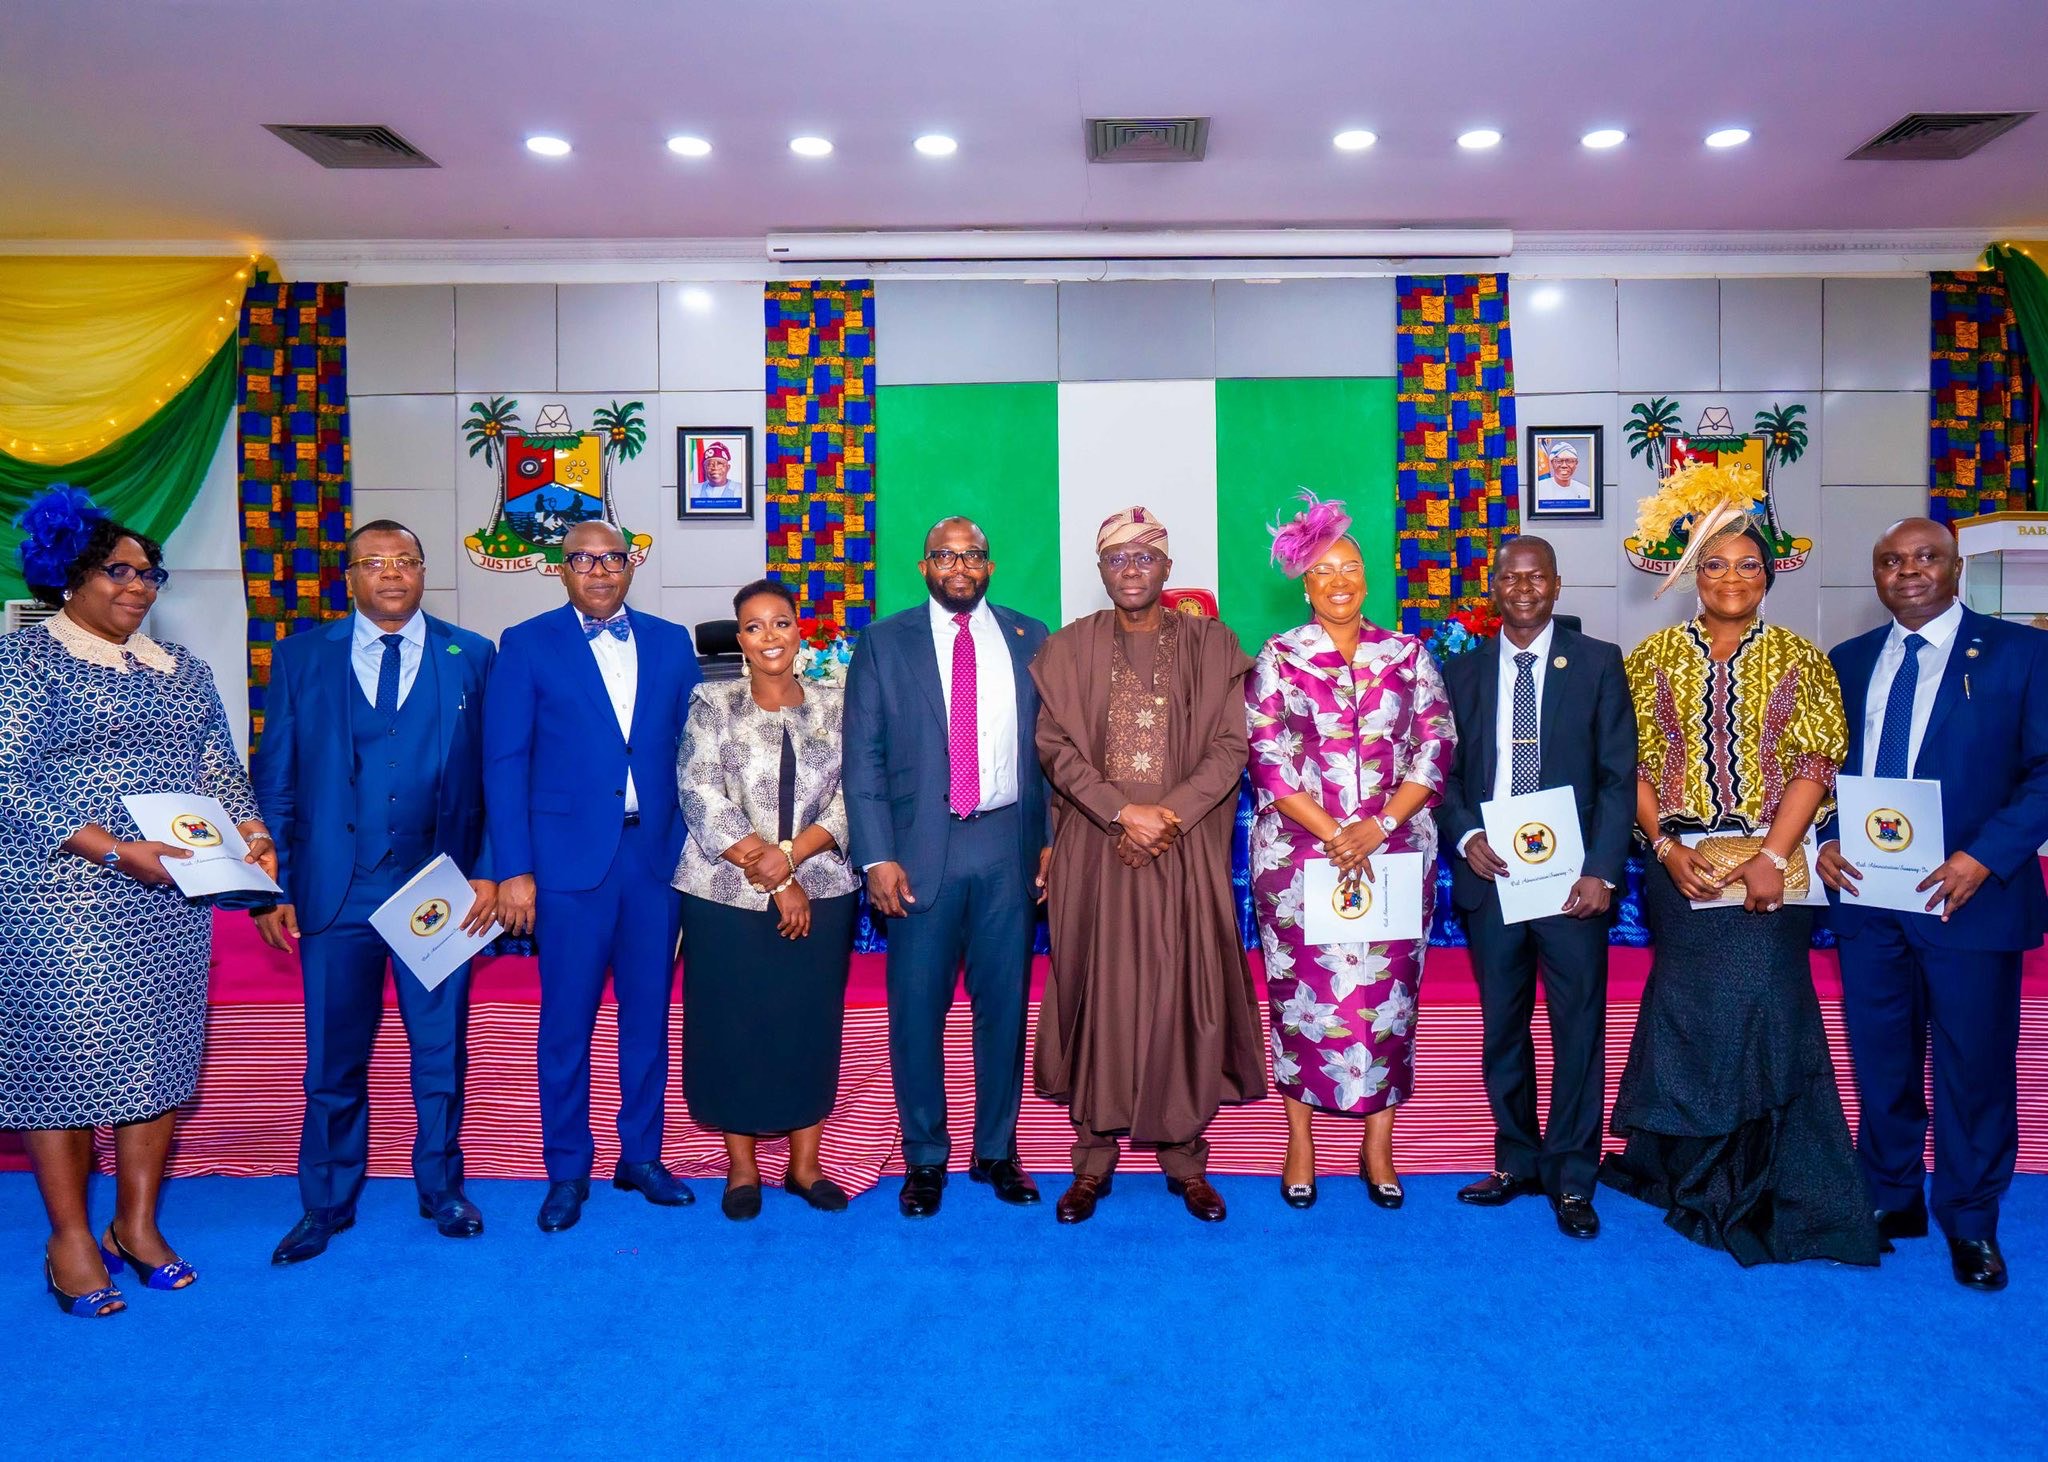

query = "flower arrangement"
[[1420, 601, 1501, 660], [796, 635, 855, 686]]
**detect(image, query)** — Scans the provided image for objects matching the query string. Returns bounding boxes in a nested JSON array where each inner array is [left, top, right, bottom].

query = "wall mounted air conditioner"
[[5, 599, 56, 633]]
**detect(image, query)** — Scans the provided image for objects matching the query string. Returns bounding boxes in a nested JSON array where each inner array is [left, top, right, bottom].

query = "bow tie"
[[582, 613, 630, 642]]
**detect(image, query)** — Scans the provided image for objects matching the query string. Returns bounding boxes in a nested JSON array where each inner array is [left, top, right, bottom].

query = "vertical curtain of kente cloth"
[[764, 281, 876, 641], [1929, 270, 2035, 525], [240, 281, 350, 742], [1985, 242, 2047, 510], [1394, 274, 1518, 633]]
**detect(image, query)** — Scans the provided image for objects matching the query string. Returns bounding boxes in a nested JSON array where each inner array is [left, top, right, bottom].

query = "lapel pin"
[[1553, 656, 1567, 670], [1965, 645, 1980, 659], [446, 643, 462, 654]]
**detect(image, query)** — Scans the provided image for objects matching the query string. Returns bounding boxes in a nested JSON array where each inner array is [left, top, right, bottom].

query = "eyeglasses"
[[348, 555, 425, 574], [1303, 561, 1365, 580], [1699, 556, 1767, 581], [925, 548, 990, 570], [99, 563, 170, 588], [1100, 550, 1163, 572], [564, 551, 630, 574]]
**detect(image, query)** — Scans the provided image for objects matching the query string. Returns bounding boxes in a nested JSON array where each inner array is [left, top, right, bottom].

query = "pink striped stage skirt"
[[6, 914, 2046, 1196]]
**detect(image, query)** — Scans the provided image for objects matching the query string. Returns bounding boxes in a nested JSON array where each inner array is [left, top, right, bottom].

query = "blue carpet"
[[1, 1171, 2041, 1458]]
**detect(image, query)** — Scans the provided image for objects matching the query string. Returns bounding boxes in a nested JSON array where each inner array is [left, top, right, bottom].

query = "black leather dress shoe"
[[720, 1183, 762, 1222], [1055, 1173, 1110, 1224], [1167, 1175, 1228, 1223], [1875, 1196, 1929, 1254], [898, 1165, 946, 1218], [967, 1157, 1041, 1205], [1554, 1194, 1601, 1240], [537, 1178, 590, 1233], [417, 1191, 484, 1239], [782, 1173, 850, 1212], [1949, 1236, 2008, 1292], [612, 1160, 695, 1206], [1459, 1171, 1543, 1207], [271, 1209, 354, 1265]]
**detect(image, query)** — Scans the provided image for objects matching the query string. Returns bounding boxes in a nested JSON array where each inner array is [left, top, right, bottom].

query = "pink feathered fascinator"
[[1267, 490, 1354, 578]]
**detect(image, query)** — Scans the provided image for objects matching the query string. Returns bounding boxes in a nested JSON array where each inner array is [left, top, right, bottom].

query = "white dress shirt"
[[928, 596, 1018, 813], [1456, 622, 1554, 856], [1860, 598, 1964, 777], [351, 609, 426, 709], [586, 614, 641, 814]]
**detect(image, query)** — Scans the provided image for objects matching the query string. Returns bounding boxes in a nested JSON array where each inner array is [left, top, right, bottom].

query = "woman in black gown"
[[1605, 522, 1881, 1266]]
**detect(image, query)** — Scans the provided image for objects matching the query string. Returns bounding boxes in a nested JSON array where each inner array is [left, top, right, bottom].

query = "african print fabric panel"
[[238, 280, 350, 741], [1394, 274, 1518, 635], [765, 281, 876, 640], [1929, 270, 2035, 526]]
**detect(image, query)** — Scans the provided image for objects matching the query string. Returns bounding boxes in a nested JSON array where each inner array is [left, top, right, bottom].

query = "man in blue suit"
[[485, 519, 702, 1232], [844, 517, 1050, 1218], [255, 520, 499, 1264], [1818, 517, 2048, 1292]]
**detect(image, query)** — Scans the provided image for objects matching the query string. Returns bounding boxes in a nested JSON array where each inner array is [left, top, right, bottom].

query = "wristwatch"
[[1375, 814, 1400, 836], [777, 838, 798, 878]]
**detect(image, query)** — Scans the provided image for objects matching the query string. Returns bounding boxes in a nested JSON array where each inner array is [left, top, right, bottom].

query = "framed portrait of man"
[[1525, 426, 1602, 520], [677, 426, 755, 520]]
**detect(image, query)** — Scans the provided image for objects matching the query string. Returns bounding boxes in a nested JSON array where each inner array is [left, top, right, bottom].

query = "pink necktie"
[[948, 612, 981, 817]]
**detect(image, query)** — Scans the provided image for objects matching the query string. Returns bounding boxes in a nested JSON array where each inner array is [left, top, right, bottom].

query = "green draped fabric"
[[0, 335, 234, 601], [1986, 244, 2048, 509]]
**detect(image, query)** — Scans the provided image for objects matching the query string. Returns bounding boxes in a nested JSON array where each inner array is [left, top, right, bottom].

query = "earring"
[[61, 590, 72, 602]]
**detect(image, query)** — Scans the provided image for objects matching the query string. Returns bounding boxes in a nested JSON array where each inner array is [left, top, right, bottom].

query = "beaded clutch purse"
[[1692, 835, 1810, 902]]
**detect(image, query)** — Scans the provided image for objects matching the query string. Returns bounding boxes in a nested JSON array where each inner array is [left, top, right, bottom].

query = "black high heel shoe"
[[1280, 1178, 1319, 1210], [1361, 1154, 1405, 1209]]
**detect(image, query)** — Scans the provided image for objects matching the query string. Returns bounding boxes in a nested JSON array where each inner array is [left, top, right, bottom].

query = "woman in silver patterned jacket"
[[675, 579, 860, 1220]]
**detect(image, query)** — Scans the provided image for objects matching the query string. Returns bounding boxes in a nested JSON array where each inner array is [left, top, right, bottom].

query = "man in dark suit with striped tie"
[[1437, 536, 1636, 1240], [1818, 517, 2048, 1292]]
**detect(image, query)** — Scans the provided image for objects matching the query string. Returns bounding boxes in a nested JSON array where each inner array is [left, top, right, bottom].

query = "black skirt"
[[680, 891, 856, 1135], [1599, 861, 1882, 1266]]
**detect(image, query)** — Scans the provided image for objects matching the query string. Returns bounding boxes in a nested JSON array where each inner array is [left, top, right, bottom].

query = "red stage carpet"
[[7, 910, 2045, 1195]]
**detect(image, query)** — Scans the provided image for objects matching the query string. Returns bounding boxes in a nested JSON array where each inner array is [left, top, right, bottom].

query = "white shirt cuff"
[[1456, 829, 1482, 857]]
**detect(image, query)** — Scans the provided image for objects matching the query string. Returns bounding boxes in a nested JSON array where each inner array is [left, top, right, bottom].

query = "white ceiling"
[[3, 0, 2045, 244]]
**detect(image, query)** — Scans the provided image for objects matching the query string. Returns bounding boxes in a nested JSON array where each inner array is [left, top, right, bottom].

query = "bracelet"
[[245, 833, 275, 850], [1651, 835, 1676, 862], [1759, 847, 1790, 873], [781, 847, 799, 879], [769, 874, 796, 896]]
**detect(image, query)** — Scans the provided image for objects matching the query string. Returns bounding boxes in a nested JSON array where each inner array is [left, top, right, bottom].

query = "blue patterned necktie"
[[1510, 650, 1540, 795], [582, 612, 630, 642], [1872, 632, 1927, 778], [374, 633, 404, 715]]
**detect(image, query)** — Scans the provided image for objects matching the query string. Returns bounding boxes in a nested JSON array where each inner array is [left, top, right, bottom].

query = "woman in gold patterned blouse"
[[676, 580, 859, 1221], [1601, 521, 1881, 1267]]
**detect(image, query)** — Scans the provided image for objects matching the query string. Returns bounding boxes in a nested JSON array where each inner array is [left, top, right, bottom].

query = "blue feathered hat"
[[14, 485, 109, 591]]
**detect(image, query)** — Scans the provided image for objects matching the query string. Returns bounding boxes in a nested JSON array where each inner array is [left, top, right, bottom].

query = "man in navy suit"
[[843, 517, 1051, 1217], [485, 519, 702, 1233], [1438, 537, 1636, 1241], [1818, 517, 2048, 1291], [255, 520, 499, 1264]]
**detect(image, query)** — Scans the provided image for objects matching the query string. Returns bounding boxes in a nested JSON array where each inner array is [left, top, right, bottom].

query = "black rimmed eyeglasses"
[[926, 548, 990, 570], [564, 551, 631, 574]]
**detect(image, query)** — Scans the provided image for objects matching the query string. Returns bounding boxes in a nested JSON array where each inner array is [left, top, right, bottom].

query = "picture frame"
[[676, 426, 755, 520], [1525, 425, 1603, 521]]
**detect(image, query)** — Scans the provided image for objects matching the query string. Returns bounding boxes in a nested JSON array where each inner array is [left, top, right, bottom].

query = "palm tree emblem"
[[591, 400, 647, 461], [1754, 403, 1808, 465], [1624, 396, 1683, 476], [463, 397, 521, 470]]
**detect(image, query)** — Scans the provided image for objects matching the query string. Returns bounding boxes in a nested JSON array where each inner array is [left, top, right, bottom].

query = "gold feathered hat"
[[1635, 459, 1768, 598]]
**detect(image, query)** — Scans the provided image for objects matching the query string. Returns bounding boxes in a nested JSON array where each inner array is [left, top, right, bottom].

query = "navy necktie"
[[1509, 651, 1539, 795], [375, 633, 404, 715], [1872, 632, 1927, 778], [583, 612, 630, 641]]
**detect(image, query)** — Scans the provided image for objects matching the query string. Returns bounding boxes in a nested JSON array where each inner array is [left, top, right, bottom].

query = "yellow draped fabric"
[[0, 255, 272, 464]]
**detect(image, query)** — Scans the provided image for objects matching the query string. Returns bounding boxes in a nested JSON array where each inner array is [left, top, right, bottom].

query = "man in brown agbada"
[[1032, 506, 1267, 1223]]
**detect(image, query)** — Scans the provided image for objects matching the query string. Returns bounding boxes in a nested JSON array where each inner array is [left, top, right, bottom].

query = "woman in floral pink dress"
[[1246, 495, 1456, 1209]]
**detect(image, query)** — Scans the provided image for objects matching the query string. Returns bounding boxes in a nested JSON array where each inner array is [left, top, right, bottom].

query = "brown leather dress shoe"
[[1055, 1173, 1111, 1224], [1167, 1174, 1227, 1222]]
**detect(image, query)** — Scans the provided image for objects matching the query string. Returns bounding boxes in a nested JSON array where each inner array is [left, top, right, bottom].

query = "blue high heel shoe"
[[46, 1259, 123, 1318], [99, 1226, 197, 1291]]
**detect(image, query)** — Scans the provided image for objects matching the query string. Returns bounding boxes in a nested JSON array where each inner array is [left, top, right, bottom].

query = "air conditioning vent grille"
[[1085, 117, 1209, 164], [264, 124, 439, 169], [1848, 111, 2033, 161], [5, 599, 58, 634]]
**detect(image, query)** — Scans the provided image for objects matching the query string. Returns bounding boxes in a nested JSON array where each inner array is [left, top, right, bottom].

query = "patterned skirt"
[[0, 875, 213, 1129]]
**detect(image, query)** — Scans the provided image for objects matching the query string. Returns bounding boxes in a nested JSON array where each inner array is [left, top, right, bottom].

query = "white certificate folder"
[[120, 793, 283, 905], [1479, 787, 1586, 925], [1302, 853, 1426, 945], [1834, 775, 1947, 915], [368, 854, 500, 991]]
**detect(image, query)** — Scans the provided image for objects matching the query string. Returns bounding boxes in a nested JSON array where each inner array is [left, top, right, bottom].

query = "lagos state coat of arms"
[[1621, 399, 1813, 577], [462, 397, 653, 574]]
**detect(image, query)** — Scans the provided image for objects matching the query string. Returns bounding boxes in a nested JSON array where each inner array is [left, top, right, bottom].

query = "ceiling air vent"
[[1085, 117, 1209, 164], [1848, 111, 2033, 161], [263, 124, 439, 169]]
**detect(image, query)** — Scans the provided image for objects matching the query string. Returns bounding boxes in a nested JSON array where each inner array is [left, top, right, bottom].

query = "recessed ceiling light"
[[525, 135, 571, 158], [666, 135, 712, 158], [1457, 128, 1502, 150], [789, 136, 833, 157], [1581, 128, 1627, 149], [914, 134, 957, 156], [1332, 129, 1377, 152], [1705, 127, 1752, 149]]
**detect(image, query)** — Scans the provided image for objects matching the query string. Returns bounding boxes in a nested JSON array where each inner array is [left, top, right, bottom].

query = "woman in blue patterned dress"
[[0, 490, 274, 1318]]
